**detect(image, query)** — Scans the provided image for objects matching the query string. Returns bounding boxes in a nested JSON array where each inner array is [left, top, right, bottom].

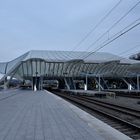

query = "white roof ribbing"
[[20, 50, 139, 64]]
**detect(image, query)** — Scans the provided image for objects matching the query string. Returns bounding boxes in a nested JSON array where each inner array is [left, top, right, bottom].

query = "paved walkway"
[[0, 90, 132, 140]]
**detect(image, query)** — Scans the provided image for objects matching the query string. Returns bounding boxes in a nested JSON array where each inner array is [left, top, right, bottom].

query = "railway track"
[[79, 96, 140, 116], [54, 92, 140, 140]]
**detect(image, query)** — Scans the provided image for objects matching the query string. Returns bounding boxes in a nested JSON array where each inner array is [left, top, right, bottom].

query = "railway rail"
[[79, 96, 140, 115], [54, 92, 140, 140], [105, 90, 140, 99]]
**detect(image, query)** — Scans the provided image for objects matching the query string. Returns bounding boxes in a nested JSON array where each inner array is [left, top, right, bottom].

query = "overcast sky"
[[0, 0, 140, 61]]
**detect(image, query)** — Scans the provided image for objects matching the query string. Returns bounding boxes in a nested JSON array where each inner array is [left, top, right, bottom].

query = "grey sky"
[[0, 0, 140, 61]]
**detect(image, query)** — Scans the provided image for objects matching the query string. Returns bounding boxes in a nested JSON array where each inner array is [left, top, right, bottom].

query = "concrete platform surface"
[[0, 90, 132, 140]]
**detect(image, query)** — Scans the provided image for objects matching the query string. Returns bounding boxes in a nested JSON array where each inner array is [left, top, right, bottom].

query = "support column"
[[4, 77, 8, 90], [122, 78, 132, 90], [98, 75, 101, 92], [64, 77, 70, 90], [137, 75, 139, 91], [40, 76, 43, 90]]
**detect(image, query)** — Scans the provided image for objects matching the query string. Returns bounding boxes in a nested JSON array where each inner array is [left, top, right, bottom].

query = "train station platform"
[[0, 90, 132, 140], [106, 89, 140, 93], [61, 89, 116, 98]]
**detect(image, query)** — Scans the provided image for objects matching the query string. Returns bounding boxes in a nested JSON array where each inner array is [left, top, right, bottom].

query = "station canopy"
[[0, 50, 140, 82], [130, 52, 140, 60]]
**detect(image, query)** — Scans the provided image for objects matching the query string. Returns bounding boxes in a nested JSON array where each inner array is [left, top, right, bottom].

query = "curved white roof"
[[130, 52, 140, 60], [0, 50, 140, 81], [1, 50, 138, 63]]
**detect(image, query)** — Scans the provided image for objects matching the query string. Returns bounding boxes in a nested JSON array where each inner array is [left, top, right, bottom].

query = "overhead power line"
[[119, 51, 140, 62], [103, 44, 140, 61], [84, 0, 140, 52], [82, 17, 140, 60], [71, 0, 123, 51], [117, 44, 140, 57]]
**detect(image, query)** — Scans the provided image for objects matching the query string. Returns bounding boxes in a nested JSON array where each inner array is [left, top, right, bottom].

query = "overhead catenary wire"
[[81, 17, 140, 60], [118, 41, 140, 57], [71, 0, 123, 51], [102, 44, 140, 61], [117, 44, 140, 58], [114, 50, 140, 63], [84, 0, 140, 52]]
